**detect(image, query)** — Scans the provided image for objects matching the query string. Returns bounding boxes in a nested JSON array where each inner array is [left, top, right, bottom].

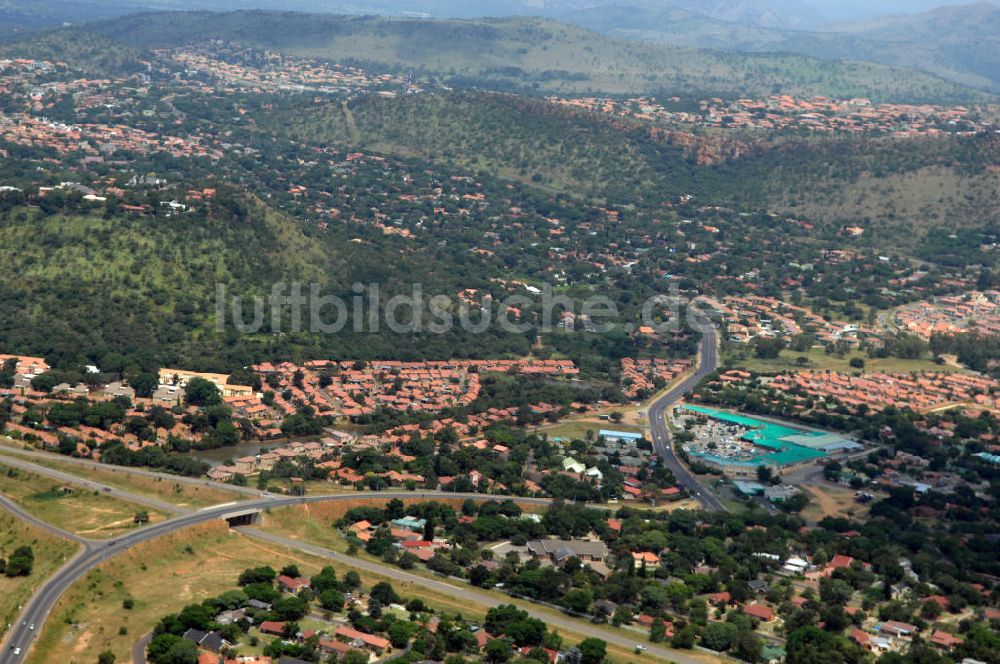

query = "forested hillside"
[[267, 91, 1000, 241], [0, 30, 145, 76], [83, 11, 988, 103], [0, 194, 326, 370], [563, 1, 1000, 93], [0, 190, 543, 373]]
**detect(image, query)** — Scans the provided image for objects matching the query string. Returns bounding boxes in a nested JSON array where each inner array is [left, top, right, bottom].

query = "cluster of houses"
[[413, 510, 984, 659], [178, 580, 400, 664], [251, 358, 579, 418], [168, 43, 406, 96], [704, 551, 983, 657], [894, 290, 1000, 340], [620, 357, 692, 399], [348, 514, 448, 563], [767, 370, 998, 414], [866, 447, 987, 499], [0, 358, 293, 457], [0, 351, 648, 500], [159, 368, 255, 398], [209, 432, 524, 492], [715, 294, 875, 346], [545, 93, 990, 136], [272, 151, 503, 238], [698, 95, 986, 135], [0, 113, 220, 160], [0, 353, 49, 379], [206, 439, 335, 482]]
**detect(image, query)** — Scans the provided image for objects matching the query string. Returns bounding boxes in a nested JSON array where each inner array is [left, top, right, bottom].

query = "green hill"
[[266, 91, 1000, 235], [0, 193, 332, 371], [0, 29, 145, 76], [789, 2, 1000, 94], [562, 1, 1000, 94], [83, 10, 989, 103], [0, 186, 539, 372], [560, 2, 794, 51]]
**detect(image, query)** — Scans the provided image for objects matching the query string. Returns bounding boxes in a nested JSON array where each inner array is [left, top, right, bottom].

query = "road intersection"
[[0, 327, 722, 663]]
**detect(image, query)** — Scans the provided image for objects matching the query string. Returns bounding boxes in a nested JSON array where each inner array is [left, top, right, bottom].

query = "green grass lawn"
[[725, 347, 960, 374]]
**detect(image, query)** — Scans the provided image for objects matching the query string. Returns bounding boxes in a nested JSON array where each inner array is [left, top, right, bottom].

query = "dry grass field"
[[27, 520, 682, 664], [801, 482, 871, 522], [0, 464, 168, 538]]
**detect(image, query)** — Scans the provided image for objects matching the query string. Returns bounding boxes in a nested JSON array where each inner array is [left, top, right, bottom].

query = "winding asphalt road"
[[0, 455, 187, 516], [0, 488, 557, 664], [0, 445, 263, 498], [0, 323, 724, 664], [647, 317, 726, 513]]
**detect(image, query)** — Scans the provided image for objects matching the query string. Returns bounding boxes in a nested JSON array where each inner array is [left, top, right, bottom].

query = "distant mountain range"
[[0, 0, 985, 27], [1, 0, 997, 94], [560, 1, 1000, 92], [67, 10, 988, 103]]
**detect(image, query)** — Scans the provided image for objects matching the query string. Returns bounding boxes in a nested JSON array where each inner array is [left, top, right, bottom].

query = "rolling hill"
[[798, 2, 1000, 93], [559, 2, 792, 51], [0, 193, 334, 370], [560, 1, 1000, 93], [0, 29, 146, 76], [263, 90, 1000, 238], [78, 10, 990, 102]]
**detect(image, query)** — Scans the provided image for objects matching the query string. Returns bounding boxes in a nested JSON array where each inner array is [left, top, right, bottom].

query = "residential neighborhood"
[[0, 6, 998, 664], [547, 94, 993, 136]]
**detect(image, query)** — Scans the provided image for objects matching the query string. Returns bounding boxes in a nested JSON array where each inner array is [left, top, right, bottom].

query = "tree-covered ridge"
[[0, 29, 146, 77], [268, 91, 1000, 241], [76, 11, 991, 103], [0, 190, 347, 370], [2, 102, 996, 375]]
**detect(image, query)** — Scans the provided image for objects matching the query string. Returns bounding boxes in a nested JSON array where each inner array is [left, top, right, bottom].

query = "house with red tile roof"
[[850, 628, 871, 649], [706, 591, 732, 606], [318, 638, 353, 656], [277, 575, 310, 594], [742, 604, 776, 622], [631, 551, 660, 569], [259, 621, 287, 636], [929, 631, 963, 648], [334, 625, 390, 653]]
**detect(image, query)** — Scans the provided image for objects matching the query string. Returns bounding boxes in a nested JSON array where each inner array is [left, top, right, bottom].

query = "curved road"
[[0, 444, 263, 498], [648, 317, 726, 512], [0, 455, 187, 516], [0, 457, 714, 664], [0, 493, 92, 547], [0, 489, 556, 664], [0, 324, 725, 664]]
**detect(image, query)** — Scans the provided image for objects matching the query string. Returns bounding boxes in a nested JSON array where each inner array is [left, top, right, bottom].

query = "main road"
[[0, 321, 725, 663], [0, 454, 187, 516], [0, 486, 713, 664], [647, 315, 726, 512], [244, 528, 713, 664], [0, 490, 557, 663]]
